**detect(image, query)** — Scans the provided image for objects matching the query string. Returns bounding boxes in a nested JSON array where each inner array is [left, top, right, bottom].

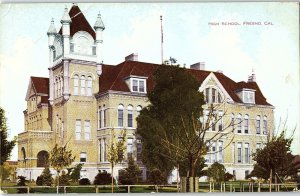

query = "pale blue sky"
[[0, 2, 299, 160]]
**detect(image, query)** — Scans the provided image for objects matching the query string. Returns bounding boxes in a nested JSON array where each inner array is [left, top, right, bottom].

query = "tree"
[[36, 167, 53, 186], [16, 176, 27, 193], [207, 162, 226, 183], [93, 170, 115, 185], [0, 107, 16, 184], [49, 144, 75, 186], [137, 64, 233, 191], [250, 131, 298, 183], [147, 168, 168, 185], [106, 129, 126, 192], [68, 163, 83, 182], [118, 156, 142, 185]]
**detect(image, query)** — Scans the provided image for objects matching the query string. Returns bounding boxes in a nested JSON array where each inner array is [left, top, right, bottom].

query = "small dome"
[[47, 18, 57, 35], [94, 12, 105, 31], [61, 7, 71, 23]]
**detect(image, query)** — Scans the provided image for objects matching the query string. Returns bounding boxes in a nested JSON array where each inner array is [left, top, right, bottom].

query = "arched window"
[[136, 105, 142, 115], [263, 116, 267, 135], [74, 75, 79, 95], [256, 115, 261, 134], [237, 114, 242, 133], [37, 150, 49, 167], [127, 105, 133, 128], [21, 147, 26, 162], [80, 76, 86, 95], [244, 115, 249, 134], [87, 76, 92, 96], [118, 104, 124, 127]]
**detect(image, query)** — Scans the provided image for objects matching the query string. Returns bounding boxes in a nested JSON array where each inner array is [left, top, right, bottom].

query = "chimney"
[[217, 70, 223, 74], [125, 53, 138, 61], [190, 62, 205, 70]]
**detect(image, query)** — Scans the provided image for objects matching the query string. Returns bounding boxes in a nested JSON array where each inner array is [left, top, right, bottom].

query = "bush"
[[69, 163, 83, 182], [224, 172, 234, 181], [59, 171, 70, 186], [147, 168, 167, 185], [17, 176, 28, 193], [79, 178, 91, 185], [118, 157, 142, 185], [36, 167, 53, 186], [94, 170, 115, 185]]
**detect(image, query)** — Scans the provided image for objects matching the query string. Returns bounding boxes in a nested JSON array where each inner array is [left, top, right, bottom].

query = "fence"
[[1, 183, 299, 194]]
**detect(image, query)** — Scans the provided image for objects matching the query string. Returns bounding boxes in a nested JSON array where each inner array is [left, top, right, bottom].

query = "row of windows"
[[26, 114, 42, 130], [231, 114, 268, 135], [54, 76, 64, 98], [117, 104, 142, 127], [81, 138, 142, 163], [73, 75, 93, 96], [75, 119, 91, 140], [204, 87, 223, 104], [205, 140, 224, 163], [203, 110, 223, 131]]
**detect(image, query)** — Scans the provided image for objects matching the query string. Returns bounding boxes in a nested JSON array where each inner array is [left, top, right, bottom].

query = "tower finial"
[[94, 11, 105, 30], [47, 18, 57, 35], [61, 6, 71, 23]]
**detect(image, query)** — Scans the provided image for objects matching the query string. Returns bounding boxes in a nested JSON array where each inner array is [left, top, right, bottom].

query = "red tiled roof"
[[58, 5, 96, 40], [41, 96, 49, 104], [31, 77, 49, 95], [98, 61, 272, 106]]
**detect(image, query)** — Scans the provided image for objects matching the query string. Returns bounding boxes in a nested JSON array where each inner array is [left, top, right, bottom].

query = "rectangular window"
[[84, 120, 91, 140], [132, 79, 138, 91], [139, 80, 145, 92], [218, 141, 223, 163], [212, 117, 216, 131], [218, 112, 223, 131], [128, 110, 133, 127], [256, 119, 261, 134], [217, 92, 222, 103], [212, 88, 216, 103], [211, 142, 216, 163], [75, 120, 81, 140], [237, 143, 242, 163], [70, 43, 74, 53], [103, 138, 106, 162], [98, 108, 101, 129], [103, 109, 107, 127], [81, 77, 85, 95], [205, 88, 210, 103], [99, 140, 102, 162], [245, 170, 250, 179], [127, 138, 133, 159], [137, 139, 142, 161], [244, 143, 250, 164], [87, 79, 92, 96], [74, 78, 79, 95], [243, 91, 255, 104], [118, 109, 124, 127], [92, 46, 96, 55], [80, 152, 87, 162]]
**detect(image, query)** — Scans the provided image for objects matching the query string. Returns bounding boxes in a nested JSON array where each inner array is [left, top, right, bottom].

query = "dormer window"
[[131, 78, 146, 93], [236, 88, 255, 104]]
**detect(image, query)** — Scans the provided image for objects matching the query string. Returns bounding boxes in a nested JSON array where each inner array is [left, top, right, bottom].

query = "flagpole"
[[160, 15, 163, 64]]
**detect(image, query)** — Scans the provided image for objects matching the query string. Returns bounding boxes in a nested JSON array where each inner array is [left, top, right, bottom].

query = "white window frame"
[[127, 105, 133, 128], [74, 75, 79, 95], [256, 115, 261, 134], [127, 138, 133, 159], [244, 143, 250, 164], [87, 76, 92, 96], [237, 114, 242, 133], [84, 120, 91, 140], [263, 116, 268, 135], [80, 152, 87, 162], [243, 90, 255, 104], [118, 104, 124, 127], [244, 115, 249, 134], [75, 119, 81, 140], [131, 78, 146, 93], [237, 143, 242, 163], [80, 75, 86, 95]]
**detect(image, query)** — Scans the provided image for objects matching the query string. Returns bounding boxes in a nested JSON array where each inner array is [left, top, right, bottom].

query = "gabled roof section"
[[98, 61, 272, 106], [26, 77, 49, 101], [58, 5, 96, 40]]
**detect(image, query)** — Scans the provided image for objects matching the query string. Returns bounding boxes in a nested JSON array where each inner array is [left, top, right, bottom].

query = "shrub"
[[118, 157, 142, 185], [224, 172, 234, 181], [69, 163, 83, 182], [79, 178, 91, 185], [17, 176, 28, 193], [147, 168, 167, 185], [36, 167, 53, 186], [94, 170, 115, 185]]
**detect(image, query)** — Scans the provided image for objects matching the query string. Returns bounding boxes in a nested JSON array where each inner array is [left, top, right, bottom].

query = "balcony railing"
[[18, 131, 53, 141]]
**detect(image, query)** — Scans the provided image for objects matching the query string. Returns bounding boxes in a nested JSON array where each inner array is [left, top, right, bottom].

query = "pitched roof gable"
[[98, 61, 272, 106], [31, 77, 49, 95], [58, 5, 96, 40]]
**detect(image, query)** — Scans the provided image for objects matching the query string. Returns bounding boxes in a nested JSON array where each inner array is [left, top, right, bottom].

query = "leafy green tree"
[[137, 64, 233, 191], [207, 162, 226, 183], [0, 107, 16, 184], [49, 144, 75, 186], [79, 178, 91, 185], [118, 156, 142, 185], [250, 131, 297, 182], [69, 163, 83, 182], [106, 129, 126, 192], [36, 167, 53, 186], [93, 170, 115, 185]]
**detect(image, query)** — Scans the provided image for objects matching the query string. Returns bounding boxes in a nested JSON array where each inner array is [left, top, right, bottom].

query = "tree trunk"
[[269, 169, 272, 192], [176, 163, 180, 192], [111, 163, 114, 193]]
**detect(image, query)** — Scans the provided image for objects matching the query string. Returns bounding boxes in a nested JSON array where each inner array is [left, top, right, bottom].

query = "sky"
[[0, 2, 299, 160]]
